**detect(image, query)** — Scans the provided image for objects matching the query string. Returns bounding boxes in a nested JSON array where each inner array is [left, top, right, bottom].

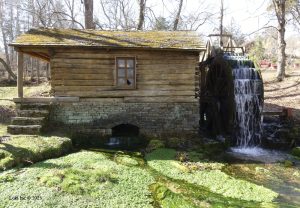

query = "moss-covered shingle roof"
[[11, 28, 205, 51]]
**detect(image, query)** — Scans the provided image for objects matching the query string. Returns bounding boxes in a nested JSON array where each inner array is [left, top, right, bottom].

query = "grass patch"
[[115, 154, 139, 166], [0, 83, 50, 106], [0, 87, 16, 106], [0, 135, 72, 170], [0, 124, 8, 135], [146, 148, 278, 203], [40, 168, 117, 196], [0, 151, 155, 207], [150, 183, 197, 208]]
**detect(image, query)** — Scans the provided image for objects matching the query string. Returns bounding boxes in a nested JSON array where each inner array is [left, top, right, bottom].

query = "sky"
[[0, 0, 299, 51], [151, 0, 296, 38], [26, 0, 296, 38]]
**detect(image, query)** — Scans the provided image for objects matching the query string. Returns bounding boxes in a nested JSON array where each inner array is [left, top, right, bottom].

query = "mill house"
[[8, 28, 206, 138]]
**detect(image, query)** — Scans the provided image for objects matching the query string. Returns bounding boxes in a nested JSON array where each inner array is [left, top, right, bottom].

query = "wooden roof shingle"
[[10, 28, 205, 51]]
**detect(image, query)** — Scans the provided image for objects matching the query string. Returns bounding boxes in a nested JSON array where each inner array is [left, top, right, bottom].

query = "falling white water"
[[226, 55, 264, 147], [106, 137, 121, 146]]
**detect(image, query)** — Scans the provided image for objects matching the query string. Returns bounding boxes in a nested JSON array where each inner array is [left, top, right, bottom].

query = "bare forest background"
[[0, 0, 299, 83]]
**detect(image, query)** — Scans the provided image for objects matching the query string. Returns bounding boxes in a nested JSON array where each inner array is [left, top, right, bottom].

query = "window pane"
[[127, 59, 134, 68], [127, 68, 134, 77], [118, 68, 125, 77], [117, 59, 125, 67], [118, 78, 126, 86]]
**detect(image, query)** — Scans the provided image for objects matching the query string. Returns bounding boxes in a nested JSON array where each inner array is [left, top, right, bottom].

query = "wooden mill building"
[[9, 28, 205, 138]]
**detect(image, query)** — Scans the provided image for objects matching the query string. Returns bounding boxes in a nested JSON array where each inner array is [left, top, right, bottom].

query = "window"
[[116, 57, 136, 89]]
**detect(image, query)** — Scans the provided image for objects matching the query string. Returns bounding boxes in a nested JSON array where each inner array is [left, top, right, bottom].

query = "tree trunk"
[[277, 23, 286, 81], [273, 0, 287, 81], [137, 0, 146, 30], [173, 0, 183, 30], [84, 0, 94, 29], [0, 5, 13, 80], [0, 57, 17, 80], [219, 0, 224, 47]]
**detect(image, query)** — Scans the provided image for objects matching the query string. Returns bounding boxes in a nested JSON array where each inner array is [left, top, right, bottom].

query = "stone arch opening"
[[112, 124, 139, 137]]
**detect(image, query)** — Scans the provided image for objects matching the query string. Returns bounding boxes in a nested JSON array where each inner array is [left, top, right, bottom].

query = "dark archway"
[[112, 124, 139, 137]]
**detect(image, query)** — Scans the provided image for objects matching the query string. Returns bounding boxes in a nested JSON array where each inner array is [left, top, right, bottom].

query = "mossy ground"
[[0, 151, 155, 207], [1, 146, 299, 207], [0, 135, 72, 170], [146, 148, 278, 203]]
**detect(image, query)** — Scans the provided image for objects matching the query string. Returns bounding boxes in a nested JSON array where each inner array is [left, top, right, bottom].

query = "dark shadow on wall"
[[112, 124, 139, 137]]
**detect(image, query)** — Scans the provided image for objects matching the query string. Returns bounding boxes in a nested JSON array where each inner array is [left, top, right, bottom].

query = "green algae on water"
[[146, 148, 278, 203]]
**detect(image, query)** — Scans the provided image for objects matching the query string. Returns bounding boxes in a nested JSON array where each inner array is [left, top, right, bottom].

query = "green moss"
[[12, 28, 204, 50], [167, 137, 186, 148], [146, 148, 278, 203], [150, 183, 198, 208], [115, 155, 139, 166], [0, 135, 72, 170], [40, 168, 116, 196], [292, 147, 300, 157], [202, 141, 227, 154], [283, 160, 294, 168], [0, 151, 155, 207], [0, 173, 15, 183], [146, 139, 165, 152]]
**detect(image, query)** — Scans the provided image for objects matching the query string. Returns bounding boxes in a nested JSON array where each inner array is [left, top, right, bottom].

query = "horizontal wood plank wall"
[[50, 49, 199, 102]]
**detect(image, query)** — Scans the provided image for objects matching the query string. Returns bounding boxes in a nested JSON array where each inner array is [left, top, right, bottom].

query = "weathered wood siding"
[[50, 49, 199, 102]]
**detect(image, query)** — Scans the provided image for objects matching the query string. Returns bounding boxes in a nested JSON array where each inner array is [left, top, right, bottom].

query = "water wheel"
[[199, 35, 264, 145], [199, 54, 235, 139]]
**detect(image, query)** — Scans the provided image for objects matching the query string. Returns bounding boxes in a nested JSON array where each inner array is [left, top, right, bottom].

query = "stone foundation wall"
[[49, 101, 199, 137]]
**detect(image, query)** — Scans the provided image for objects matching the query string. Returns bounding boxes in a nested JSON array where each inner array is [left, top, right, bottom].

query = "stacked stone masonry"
[[49, 101, 199, 137]]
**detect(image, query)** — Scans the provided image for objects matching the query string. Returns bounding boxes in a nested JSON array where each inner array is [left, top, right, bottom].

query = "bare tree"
[[99, 0, 136, 30], [272, 0, 287, 81], [51, 0, 84, 29], [290, 0, 300, 30], [0, 0, 17, 79], [0, 57, 17, 80], [173, 0, 183, 30], [224, 18, 245, 46], [63, 0, 81, 28], [83, 0, 94, 29], [137, 0, 146, 30], [159, 0, 213, 31], [219, 0, 224, 46]]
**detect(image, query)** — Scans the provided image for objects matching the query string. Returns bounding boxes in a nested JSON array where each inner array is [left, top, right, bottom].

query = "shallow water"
[[224, 147, 300, 207], [229, 147, 289, 163]]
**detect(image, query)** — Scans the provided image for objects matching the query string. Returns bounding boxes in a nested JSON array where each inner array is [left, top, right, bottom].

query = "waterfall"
[[225, 54, 264, 147], [106, 137, 121, 147]]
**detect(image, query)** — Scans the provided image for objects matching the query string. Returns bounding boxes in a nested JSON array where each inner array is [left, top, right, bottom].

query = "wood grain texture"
[[50, 49, 199, 99]]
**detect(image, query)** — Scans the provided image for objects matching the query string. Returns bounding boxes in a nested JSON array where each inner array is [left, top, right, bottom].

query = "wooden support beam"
[[13, 97, 80, 103], [25, 52, 50, 62], [17, 52, 24, 98]]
